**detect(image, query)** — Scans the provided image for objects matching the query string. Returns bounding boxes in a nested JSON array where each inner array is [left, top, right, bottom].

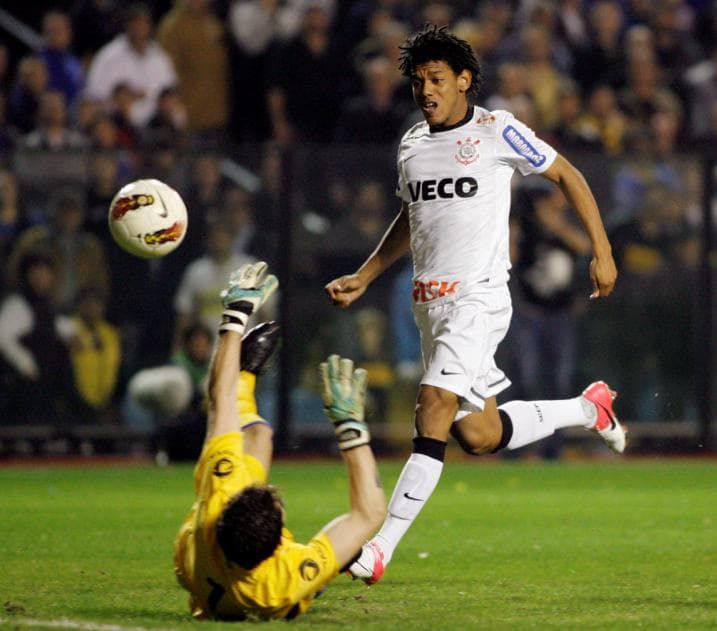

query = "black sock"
[[492, 409, 514, 453], [412, 435, 447, 462]]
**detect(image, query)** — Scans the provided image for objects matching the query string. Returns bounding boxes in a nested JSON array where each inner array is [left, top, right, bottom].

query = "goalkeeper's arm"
[[318, 355, 387, 570], [205, 262, 278, 441]]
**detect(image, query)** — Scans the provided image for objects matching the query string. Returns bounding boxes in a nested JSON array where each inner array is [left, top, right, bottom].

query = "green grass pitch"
[[1, 458, 716, 630]]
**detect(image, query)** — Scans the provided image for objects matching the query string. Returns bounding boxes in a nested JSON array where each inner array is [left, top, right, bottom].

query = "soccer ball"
[[108, 179, 187, 258]]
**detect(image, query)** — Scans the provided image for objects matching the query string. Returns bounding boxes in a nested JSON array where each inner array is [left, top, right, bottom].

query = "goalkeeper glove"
[[319, 354, 370, 451], [219, 261, 278, 335]]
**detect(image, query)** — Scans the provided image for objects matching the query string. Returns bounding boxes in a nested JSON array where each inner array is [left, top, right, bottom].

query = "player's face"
[[411, 61, 471, 127]]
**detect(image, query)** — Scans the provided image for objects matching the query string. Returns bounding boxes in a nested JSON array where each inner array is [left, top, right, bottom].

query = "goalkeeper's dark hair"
[[216, 485, 283, 570], [399, 23, 482, 102]]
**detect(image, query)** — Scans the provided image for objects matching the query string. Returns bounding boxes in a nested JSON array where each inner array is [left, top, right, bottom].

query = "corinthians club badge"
[[455, 137, 480, 165]]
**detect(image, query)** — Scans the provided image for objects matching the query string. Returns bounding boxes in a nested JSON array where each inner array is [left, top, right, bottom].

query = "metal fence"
[[2, 142, 715, 455]]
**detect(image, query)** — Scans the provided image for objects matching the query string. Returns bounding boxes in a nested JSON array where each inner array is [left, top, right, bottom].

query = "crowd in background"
[[0, 0, 710, 456]]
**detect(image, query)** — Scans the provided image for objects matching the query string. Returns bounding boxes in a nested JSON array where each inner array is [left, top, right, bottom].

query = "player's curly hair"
[[399, 24, 482, 102], [216, 485, 283, 570]]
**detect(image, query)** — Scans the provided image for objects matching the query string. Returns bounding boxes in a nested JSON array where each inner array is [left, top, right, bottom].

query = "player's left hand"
[[589, 254, 617, 299], [319, 354, 370, 450]]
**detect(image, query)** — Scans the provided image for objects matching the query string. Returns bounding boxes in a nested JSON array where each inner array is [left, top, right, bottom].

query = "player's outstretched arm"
[[317, 355, 386, 568], [205, 262, 278, 441], [325, 204, 410, 309], [541, 155, 617, 299]]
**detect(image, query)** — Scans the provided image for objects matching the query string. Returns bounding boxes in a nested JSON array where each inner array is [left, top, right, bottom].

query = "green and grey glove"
[[319, 354, 370, 450], [219, 261, 278, 335]]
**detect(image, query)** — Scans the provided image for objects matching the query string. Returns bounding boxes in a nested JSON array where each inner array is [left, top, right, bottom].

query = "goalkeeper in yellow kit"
[[173, 262, 386, 620]]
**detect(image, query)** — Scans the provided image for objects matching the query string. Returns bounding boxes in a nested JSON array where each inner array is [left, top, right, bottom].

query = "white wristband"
[[219, 309, 249, 335]]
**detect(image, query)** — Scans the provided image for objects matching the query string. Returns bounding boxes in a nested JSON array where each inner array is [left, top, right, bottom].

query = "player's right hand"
[[319, 355, 370, 450], [589, 254, 617, 299], [325, 274, 367, 309], [221, 261, 278, 314]]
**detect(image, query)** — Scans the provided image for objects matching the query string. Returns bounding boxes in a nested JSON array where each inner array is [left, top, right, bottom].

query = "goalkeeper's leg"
[[236, 323, 280, 473], [237, 369, 273, 473]]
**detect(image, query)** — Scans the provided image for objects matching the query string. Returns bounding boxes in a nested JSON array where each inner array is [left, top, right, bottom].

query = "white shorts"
[[413, 284, 512, 413]]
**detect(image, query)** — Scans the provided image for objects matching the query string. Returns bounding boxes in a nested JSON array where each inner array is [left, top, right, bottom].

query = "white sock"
[[372, 453, 443, 564], [500, 397, 595, 451]]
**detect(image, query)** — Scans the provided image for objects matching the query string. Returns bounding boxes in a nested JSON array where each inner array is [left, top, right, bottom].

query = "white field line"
[[0, 618, 177, 631]]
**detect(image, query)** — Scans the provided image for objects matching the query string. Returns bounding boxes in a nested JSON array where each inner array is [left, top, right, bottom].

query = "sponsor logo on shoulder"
[[475, 113, 496, 125], [213, 457, 234, 477], [299, 559, 320, 581], [502, 125, 546, 167]]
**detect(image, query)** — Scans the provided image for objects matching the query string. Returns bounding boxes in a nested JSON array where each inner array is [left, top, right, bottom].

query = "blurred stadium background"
[[0, 0, 714, 461]]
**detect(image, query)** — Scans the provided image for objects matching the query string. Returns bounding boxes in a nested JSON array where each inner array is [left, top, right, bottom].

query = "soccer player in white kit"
[[325, 24, 626, 585]]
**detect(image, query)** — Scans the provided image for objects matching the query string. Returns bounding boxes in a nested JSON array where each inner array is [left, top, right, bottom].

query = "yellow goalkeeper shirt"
[[174, 432, 339, 620]]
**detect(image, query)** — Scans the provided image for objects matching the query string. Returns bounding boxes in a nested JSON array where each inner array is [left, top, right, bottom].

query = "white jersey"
[[396, 107, 557, 303]]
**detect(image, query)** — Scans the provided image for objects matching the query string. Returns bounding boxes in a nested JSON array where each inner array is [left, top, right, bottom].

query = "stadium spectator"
[[174, 262, 386, 620], [70, 0, 125, 61], [463, 16, 507, 97], [547, 79, 592, 152], [335, 55, 412, 143], [7, 193, 110, 313], [156, 0, 229, 146], [132, 320, 213, 461], [38, 10, 85, 111], [0, 40, 10, 95], [648, 0, 701, 88], [554, 0, 589, 56], [485, 62, 533, 121], [84, 3, 177, 127], [389, 258, 421, 383], [685, 44, 717, 140], [500, 1, 573, 76], [508, 179, 592, 459], [0, 92, 13, 163], [75, 96, 101, 136], [107, 83, 141, 150], [145, 86, 188, 149], [354, 306, 394, 425], [266, 3, 344, 143], [0, 170, 22, 263], [7, 56, 48, 135], [64, 286, 121, 419], [20, 90, 87, 151], [610, 123, 683, 229], [84, 151, 125, 241], [609, 183, 698, 421], [320, 178, 392, 278], [180, 153, 227, 262], [222, 185, 257, 258], [173, 219, 274, 349], [89, 113, 121, 151], [351, 18, 409, 89], [574, 84, 628, 155], [325, 24, 624, 586], [518, 25, 571, 131], [228, 0, 308, 141], [249, 142, 284, 269], [0, 252, 82, 427], [337, 0, 415, 52], [572, 0, 626, 95], [618, 53, 681, 128]]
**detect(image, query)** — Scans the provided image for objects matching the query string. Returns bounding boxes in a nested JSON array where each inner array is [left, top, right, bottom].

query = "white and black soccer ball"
[[108, 178, 187, 258]]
